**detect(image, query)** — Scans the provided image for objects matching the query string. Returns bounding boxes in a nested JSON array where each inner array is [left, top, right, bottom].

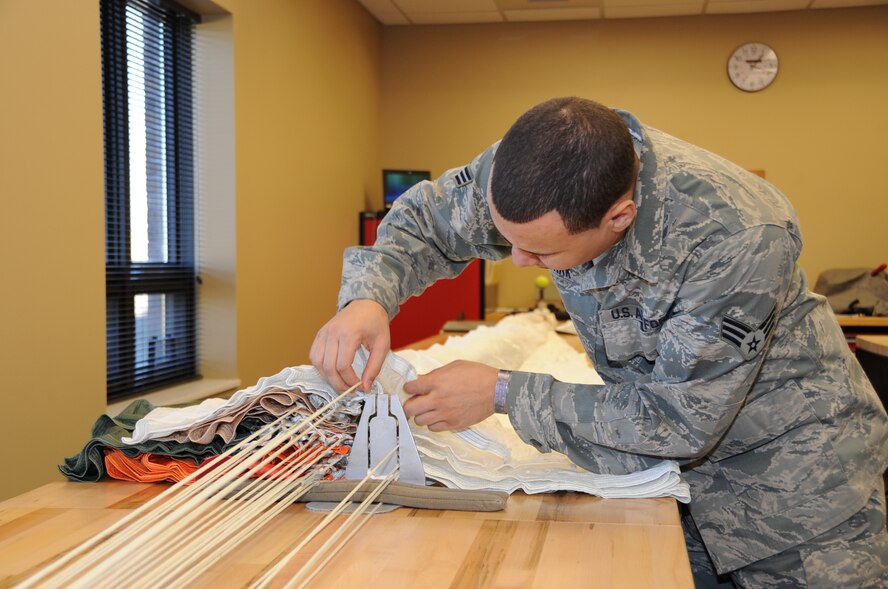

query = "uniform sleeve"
[[506, 224, 797, 472], [337, 144, 511, 318]]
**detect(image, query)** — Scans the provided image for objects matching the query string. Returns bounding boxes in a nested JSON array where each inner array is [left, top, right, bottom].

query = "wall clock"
[[727, 42, 779, 92]]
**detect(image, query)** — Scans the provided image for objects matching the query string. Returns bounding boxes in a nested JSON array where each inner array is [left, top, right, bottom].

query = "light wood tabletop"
[[832, 315, 888, 350], [0, 330, 693, 588], [836, 315, 888, 328], [856, 335, 888, 357], [0, 480, 692, 588]]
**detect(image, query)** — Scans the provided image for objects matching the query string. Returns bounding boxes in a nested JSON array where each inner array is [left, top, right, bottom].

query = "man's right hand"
[[310, 299, 391, 392]]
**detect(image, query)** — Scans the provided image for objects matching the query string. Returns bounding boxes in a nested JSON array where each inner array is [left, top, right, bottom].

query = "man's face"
[[487, 191, 628, 271]]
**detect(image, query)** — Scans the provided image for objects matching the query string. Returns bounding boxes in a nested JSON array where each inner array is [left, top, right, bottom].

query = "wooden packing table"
[[0, 332, 693, 589], [0, 481, 691, 588], [836, 314, 888, 350]]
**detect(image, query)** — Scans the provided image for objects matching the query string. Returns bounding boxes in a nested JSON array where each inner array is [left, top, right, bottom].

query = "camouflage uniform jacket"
[[338, 110, 888, 572]]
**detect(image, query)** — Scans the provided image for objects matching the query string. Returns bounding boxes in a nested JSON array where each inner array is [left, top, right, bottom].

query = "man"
[[311, 97, 888, 587]]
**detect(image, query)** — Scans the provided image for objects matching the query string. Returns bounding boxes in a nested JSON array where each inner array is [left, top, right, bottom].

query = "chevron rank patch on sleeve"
[[454, 166, 473, 187], [720, 305, 777, 360]]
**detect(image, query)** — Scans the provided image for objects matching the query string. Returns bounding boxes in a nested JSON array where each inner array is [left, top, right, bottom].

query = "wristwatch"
[[494, 369, 511, 414]]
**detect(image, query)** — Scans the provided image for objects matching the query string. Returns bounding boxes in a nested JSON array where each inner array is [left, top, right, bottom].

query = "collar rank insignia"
[[720, 304, 777, 360], [454, 166, 473, 187]]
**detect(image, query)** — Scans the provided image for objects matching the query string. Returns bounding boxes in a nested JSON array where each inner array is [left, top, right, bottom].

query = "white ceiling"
[[356, 0, 888, 24]]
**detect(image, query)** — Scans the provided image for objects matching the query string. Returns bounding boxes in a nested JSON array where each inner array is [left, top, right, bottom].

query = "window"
[[102, 0, 201, 400]]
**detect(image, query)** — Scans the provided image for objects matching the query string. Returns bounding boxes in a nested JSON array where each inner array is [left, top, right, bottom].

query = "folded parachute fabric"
[[122, 366, 362, 445], [104, 448, 200, 484], [405, 311, 556, 370], [59, 400, 266, 482], [103, 444, 349, 485], [151, 388, 349, 446], [414, 416, 688, 500]]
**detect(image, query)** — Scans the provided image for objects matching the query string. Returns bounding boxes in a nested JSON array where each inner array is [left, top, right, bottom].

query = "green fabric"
[[59, 399, 264, 482]]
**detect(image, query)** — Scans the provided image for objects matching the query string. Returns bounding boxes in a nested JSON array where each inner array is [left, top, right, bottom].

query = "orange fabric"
[[104, 448, 200, 483], [104, 443, 349, 485]]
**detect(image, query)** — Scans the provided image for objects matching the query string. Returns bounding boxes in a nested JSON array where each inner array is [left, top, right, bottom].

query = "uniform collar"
[[477, 141, 498, 198], [578, 109, 664, 290]]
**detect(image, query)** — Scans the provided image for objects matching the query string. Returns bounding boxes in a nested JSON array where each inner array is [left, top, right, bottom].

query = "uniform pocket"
[[598, 306, 660, 363]]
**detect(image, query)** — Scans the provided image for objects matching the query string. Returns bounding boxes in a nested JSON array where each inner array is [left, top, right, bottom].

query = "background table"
[[857, 334, 888, 410], [836, 315, 888, 350]]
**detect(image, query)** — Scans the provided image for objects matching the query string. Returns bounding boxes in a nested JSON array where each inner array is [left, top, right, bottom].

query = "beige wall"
[[0, 0, 380, 501], [0, 1, 106, 499], [379, 7, 888, 308], [219, 0, 381, 386]]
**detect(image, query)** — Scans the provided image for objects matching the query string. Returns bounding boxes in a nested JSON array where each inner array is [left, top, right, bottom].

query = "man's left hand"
[[402, 360, 499, 432]]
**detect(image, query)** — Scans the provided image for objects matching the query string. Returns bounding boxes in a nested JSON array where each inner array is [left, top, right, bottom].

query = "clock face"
[[728, 42, 779, 92]]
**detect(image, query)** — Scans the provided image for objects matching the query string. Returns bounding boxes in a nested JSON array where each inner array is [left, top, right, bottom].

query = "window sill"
[[106, 377, 241, 416]]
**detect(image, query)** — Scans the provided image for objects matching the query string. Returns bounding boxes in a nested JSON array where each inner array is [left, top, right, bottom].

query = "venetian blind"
[[102, 0, 201, 400]]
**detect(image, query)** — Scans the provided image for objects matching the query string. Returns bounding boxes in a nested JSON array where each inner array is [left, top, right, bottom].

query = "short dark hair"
[[491, 97, 636, 233]]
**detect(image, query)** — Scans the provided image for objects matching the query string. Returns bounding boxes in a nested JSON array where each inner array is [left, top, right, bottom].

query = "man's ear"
[[607, 199, 637, 233]]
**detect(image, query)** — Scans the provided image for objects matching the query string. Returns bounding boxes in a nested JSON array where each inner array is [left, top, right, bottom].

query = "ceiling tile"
[[706, 0, 809, 14], [356, 0, 888, 25], [409, 11, 506, 24], [496, 0, 601, 8], [810, 0, 888, 7], [394, 0, 499, 11], [504, 7, 603, 20], [604, 2, 705, 18], [355, 0, 410, 24], [604, 0, 698, 6]]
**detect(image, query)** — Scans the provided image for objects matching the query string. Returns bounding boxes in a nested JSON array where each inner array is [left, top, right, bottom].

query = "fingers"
[[309, 329, 324, 370], [335, 338, 361, 390], [403, 396, 450, 431], [320, 336, 350, 392], [403, 374, 433, 396], [311, 300, 392, 392], [311, 325, 359, 392], [401, 361, 496, 432], [361, 333, 389, 393], [402, 392, 433, 419], [310, 328, 345, 388], [426, 420, 453, 432]]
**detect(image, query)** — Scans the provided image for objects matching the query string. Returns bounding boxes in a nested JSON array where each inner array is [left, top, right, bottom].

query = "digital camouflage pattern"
[[686, 482, 888, 587], [338, 110, 888, 576]]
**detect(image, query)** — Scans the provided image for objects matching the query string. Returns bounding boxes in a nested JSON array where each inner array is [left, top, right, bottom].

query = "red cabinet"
[[360, 212, 484, 349]]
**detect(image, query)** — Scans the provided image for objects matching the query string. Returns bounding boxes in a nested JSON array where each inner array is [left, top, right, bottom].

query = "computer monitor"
[[383, 169, 431, 209]]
